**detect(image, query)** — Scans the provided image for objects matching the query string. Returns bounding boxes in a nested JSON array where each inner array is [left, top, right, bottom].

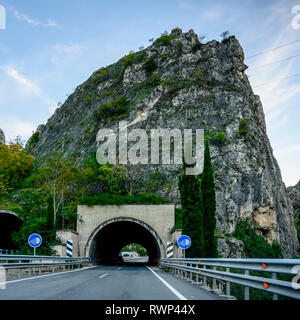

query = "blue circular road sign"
[[28, 233, 42, 248], [177, 235, 191, 249]]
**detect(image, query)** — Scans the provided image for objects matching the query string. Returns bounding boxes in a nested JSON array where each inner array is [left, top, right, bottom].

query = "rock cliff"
[[26, 29, 299, 256], [0, 129, 5, 144]]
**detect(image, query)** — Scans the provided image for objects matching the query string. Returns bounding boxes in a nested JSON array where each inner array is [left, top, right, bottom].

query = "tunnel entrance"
[[88, 219, 162, 265], [0, 211, 22, 251]]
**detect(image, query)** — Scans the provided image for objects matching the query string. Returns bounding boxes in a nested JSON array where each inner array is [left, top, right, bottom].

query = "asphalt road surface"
[[0, 264, 223, 300]]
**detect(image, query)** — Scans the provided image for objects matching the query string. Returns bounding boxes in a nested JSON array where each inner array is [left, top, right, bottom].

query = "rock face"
[[217, 237, 244, 258], [287, 180, 300, 218], [0, 129, 5, 144], [27, 29, 299, 256]]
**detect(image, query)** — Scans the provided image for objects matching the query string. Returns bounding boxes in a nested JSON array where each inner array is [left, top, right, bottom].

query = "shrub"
[[155, 34, 175, 46], [28, 132, 40, 148], [233, 218, 283, 258], [94, 96, 129, 121], [123, 53, 136, 69], [174, 208, 183, 229], [145, 72, 161, 87], [213, 131, 227, 143], [79, 193, 169, 206], [143, 57, 157, 74], [238, 118, 249, 138]]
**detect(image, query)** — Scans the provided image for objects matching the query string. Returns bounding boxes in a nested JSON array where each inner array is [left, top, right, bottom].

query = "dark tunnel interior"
[[0, 212, 22, 250], [90, 221, 161, 265]]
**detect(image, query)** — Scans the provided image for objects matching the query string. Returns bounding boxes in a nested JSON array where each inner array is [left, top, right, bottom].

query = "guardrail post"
[[226, 267, 231, 296], [52, 266, 55, 273], [39, 267, 41, 275], [213, 266, 217, 291], [272, 273, 278, 300], [203, 265, 207, 288], [244, 270, 250, 300], [18, 268, 22, 279], [28, 267, 31, 277]]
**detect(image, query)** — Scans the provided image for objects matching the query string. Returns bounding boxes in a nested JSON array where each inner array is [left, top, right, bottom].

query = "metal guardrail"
[[160, 258, 300, 300], [0, 255, 91, 282], [0, 249, 19, 255]]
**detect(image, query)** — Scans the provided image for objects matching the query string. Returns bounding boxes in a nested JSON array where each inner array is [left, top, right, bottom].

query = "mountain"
[[26, 28, 299, 256], [0, 129, 4, 144]]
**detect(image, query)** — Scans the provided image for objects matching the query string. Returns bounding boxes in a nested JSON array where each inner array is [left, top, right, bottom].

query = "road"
[[0, 264, 223, 300]]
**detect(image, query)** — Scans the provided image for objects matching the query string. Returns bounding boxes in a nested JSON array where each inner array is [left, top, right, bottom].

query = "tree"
[[0, 142, 34, 197], [220, 31, 230, 41], [32, 152, 80, 226], [178, 164, 205, 258], [201, 140, 217, 257], [11, 188, 57, 255]]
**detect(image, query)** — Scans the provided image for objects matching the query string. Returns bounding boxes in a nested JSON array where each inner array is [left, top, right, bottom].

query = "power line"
[[252, 73, 300, 88], [246, 39, 300, 59], [248, 54, 300, 72]]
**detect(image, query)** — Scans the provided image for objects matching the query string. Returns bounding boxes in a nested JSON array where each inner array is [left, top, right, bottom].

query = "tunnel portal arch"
[[0, 210, 22, 250], [77, 204, 178, 262], [86, 217, 164, 264]]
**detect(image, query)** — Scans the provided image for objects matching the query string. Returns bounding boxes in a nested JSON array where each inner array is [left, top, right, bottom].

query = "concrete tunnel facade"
[[76, 204, 182, 263]]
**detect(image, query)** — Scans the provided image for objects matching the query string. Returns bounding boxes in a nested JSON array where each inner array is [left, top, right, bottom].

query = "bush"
[[238, 118, 249, 139], [79, 193, 169, 206], [93, 96, 129, 121], [233, 218, 283, 258], [155, 34, 175, 46], [123, 53, 136, 69], [28, 132, 40, 148], [143, 57, 157, 74], [145, 72, 161, 87], [212, 131, 227, 143]]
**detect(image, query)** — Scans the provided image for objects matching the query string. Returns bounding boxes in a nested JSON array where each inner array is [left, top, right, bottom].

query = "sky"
[[0, 0, 299, 186]]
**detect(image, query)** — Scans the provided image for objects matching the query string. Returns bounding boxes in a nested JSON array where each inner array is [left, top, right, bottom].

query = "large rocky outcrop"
[[26, 28, 299, 256], [288, 180, 300, 217], [288, 180, 300, 220], [0, 129, 4, 144]]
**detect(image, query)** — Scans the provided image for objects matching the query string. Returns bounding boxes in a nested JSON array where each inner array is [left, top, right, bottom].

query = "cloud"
[[1, 65, 56, 113], [0, 117, 37, 142], [11, 8, 58, 27], [247, 26, 300, 124], [51, 43, 85, 64], [274, 143, 300, 186]]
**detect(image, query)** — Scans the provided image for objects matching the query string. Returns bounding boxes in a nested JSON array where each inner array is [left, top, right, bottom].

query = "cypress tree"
[[201, 140, 218, 257], [178, 164, 205, 258]]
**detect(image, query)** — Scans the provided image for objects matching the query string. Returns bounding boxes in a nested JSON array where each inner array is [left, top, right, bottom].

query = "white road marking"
[[0, 266, 98, 286], [118, 267, 122, 270], [99, 273, 109, 279], [146, 266, 187, 300]]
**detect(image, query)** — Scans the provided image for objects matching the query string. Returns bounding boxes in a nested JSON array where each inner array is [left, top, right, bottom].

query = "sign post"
[[28, 233, 42, 255], [177, 235, 191, 258]]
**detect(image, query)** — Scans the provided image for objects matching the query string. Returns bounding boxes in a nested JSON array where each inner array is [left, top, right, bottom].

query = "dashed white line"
[[99, 273, 109, 279], [117, 267, 122, 270], [146, 266, 187, 300]]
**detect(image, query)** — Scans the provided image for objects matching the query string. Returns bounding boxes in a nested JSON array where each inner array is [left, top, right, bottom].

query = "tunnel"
[[0, 210, 22, 251], [88, 219, 162, 265]]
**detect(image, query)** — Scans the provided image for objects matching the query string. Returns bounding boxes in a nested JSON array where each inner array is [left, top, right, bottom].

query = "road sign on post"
[[28, 233, 42, 255], [177, 235, 191, 258]]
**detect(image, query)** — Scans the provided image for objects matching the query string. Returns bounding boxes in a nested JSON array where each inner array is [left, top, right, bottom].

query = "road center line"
[[0, 266, 98, 286], [146, 266, 187, 300], [99, 273, 109, 279]]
